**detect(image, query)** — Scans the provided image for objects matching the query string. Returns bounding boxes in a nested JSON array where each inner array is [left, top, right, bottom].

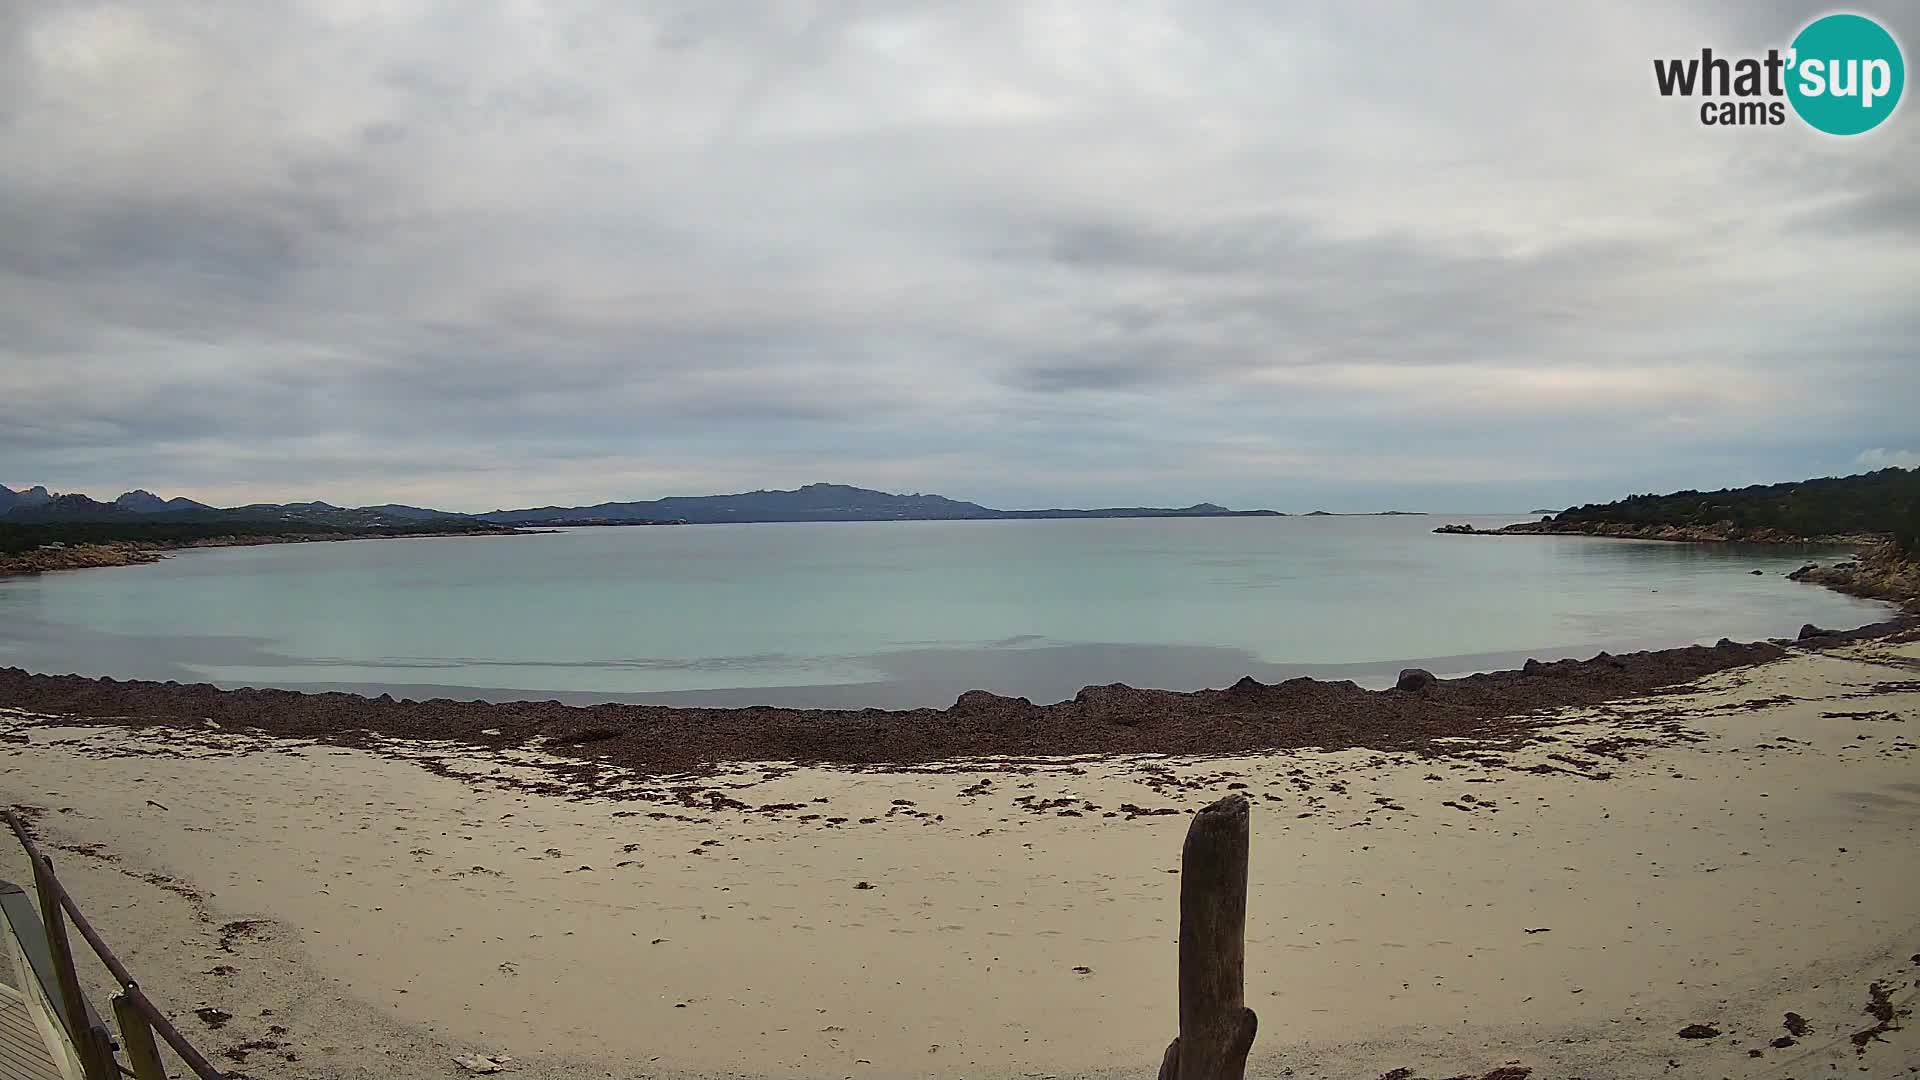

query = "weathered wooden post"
[[1158, 793, 1257, 1080], [33, 854, 119, 1080], [114, 994, 168, 1080]]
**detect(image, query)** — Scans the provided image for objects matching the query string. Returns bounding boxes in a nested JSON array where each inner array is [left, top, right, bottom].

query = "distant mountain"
[[479, 483, 1281, 525], [4, 481, 1279, 527], [114, 489, 214, 513], [6, 492, 171, 521], [1, 487, 470, 529], [0, 484, 52, 515]]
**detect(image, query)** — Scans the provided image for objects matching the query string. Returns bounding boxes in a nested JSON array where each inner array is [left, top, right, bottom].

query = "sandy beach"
[[1, 632, 1916, 1079]]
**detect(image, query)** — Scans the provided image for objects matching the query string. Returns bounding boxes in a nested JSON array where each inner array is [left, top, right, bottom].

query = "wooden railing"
[[3, 810, 223, 1080]]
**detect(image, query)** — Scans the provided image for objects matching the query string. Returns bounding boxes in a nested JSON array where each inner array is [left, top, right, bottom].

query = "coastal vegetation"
[[1551, 467, 1919, 549], [0, 518, 512, 556], [0, 517, 523, 577]]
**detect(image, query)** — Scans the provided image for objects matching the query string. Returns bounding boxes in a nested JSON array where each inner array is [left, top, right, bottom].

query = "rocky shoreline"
[[0, 541, 168, 576], [1432, 523, 1920, 615], [2, 611, 1914, 776], [1786, 544, 1920, 610], [1433, 519, 1882, 544]]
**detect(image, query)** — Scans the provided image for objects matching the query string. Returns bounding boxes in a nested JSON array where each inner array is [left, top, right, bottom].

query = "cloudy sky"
[[1, 1, 1915, 514]]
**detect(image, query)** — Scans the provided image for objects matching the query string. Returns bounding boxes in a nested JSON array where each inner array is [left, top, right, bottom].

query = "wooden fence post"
[[115, 993, 169, 1080], [1158, 793, 1257, 1080], [33, 854, 116, 1080]]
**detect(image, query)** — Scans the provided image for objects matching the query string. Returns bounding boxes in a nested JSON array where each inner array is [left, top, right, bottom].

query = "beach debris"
[[853, 880, 874, 890], [1522, 927, 1551, 934], [1850, 979, 1908, 1052], [1675, 1023, 1721, 1039], [453, 1052, 513, 1073], [223, 1039, 281, 1063], [1072, 965, 1093, 974], [192, 1006, 233, 1028], [217, 919, 266, 953], [1375, 1067, 1530, 1080], [145, 799, 170, 810], [1783, 1011, 1810, 1036]]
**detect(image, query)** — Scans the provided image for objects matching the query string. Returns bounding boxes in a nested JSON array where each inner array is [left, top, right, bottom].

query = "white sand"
[[2, 640, 1917, 1079]]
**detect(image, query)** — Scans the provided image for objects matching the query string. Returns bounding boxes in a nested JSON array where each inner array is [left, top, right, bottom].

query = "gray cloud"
[[1, 0, 1916, 513]]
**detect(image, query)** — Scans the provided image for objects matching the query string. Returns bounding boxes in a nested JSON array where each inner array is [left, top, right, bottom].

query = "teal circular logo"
[[1787, 14, 1904, 135]]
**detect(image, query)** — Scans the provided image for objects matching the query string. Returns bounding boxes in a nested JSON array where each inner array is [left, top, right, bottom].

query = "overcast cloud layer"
[[2, 1, 1916, 513]]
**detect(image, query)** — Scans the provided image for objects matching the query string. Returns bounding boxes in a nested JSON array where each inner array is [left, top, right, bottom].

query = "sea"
[[0, 516, 1890, 710]]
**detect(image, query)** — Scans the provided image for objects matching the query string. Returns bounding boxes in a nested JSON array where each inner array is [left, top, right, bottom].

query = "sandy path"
[[2, 642, 1917, 1079]]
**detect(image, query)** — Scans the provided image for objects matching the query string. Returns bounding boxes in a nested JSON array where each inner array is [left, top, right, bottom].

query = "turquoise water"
[[0, 517, 1889, 708]]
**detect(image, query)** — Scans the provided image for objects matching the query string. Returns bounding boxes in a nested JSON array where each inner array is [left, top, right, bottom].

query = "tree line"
[[1553, 467, 1919, 552]]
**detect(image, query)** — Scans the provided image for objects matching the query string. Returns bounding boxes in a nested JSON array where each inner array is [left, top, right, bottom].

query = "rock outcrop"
[[1395, 668, 1437, 693], [0, 542, 166, 576], [1784, 545, 1920, 612]]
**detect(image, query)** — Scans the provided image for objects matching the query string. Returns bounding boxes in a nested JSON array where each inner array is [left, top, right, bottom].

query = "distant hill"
[[478, 483, 1282, 524], [356, 503, 465, 521]]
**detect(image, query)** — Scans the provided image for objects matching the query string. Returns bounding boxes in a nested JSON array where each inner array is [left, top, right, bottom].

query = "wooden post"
[[1158, 793, 1257, 1080], [84, 1022, 120, 1080], [115, 994, 169, 1080], [33, 855, 115, 1080]]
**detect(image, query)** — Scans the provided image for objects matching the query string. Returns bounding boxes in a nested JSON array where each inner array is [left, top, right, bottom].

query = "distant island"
[[1301, 510, 1425, 517], [472, 483, 1283, 525]]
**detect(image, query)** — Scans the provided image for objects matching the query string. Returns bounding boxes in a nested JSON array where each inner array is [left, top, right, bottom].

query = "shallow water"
[[0, 516, 1887, 707]]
